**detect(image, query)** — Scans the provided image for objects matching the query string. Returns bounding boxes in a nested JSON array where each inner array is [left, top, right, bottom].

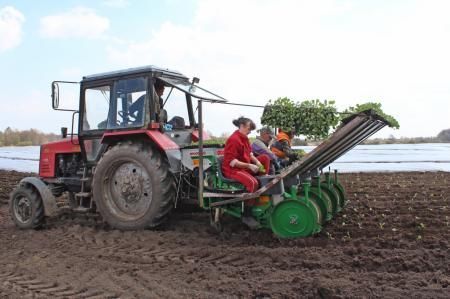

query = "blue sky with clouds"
[[1, 0, 449, 138]]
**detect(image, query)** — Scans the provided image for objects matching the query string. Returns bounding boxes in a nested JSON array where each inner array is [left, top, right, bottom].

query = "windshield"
[[159, 77, 227, 103]]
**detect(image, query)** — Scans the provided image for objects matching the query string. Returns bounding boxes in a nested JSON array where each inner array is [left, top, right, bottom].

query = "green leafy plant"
[[261, 97, 297, 133], [261, 97, 339, 139], [296, 99, 339, 139], [341, 102, 400, 129], [261, 98, 399, 140]]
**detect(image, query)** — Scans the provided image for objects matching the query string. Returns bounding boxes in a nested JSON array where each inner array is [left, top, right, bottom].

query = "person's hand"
[[255, 161, 265, 173], [248, 163, 260, 174], [258, 164, 266, 173]]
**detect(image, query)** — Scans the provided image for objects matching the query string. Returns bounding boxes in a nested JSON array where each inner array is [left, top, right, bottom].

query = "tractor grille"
[[40, 162, 50, 173]]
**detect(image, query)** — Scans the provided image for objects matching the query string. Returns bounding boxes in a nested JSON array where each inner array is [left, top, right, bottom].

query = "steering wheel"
[[118, 110, 137, 122]]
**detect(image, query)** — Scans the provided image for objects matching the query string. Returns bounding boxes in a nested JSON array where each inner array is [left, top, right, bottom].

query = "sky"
[[0, 0, 449, 139]]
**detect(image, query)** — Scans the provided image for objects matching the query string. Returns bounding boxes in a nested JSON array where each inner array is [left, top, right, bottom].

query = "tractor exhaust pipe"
[[61, 127, 68, 139]]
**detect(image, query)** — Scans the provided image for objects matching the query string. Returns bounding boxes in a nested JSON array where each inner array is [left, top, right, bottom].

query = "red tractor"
[[9, 66, 389, 238], [9, 66, 224, 230]]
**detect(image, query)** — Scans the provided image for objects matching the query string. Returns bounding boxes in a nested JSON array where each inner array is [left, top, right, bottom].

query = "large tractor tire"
[[93, 142, 175, 230], [9, 183, 45, 229]]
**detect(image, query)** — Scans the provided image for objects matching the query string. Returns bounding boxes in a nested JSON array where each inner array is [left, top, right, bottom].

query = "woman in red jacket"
[[222, 117, 270, 192]]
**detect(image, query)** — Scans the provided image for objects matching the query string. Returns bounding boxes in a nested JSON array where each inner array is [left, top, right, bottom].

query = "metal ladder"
[[73, 167, 93, 212]]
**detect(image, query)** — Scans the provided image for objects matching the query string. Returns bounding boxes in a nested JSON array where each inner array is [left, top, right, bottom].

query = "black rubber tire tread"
[[9, 183, 45, 229], [93, 142, 175, 230]]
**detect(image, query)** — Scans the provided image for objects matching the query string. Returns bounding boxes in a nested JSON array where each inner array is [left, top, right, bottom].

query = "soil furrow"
[[0, 170, 449, 298]]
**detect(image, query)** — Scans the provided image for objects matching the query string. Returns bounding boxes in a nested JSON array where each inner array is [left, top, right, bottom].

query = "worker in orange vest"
[[271, 128, 298, 166]]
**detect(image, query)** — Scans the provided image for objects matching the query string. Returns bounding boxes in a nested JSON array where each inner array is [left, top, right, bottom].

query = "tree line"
[[1, 127, 449, 147], [209, 129, 450, 146], [0, 127, 59, 146]]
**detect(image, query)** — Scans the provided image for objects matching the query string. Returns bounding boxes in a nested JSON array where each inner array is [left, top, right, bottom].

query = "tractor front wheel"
[[9, 184, 45, 229], [93, 142, 175, 230]]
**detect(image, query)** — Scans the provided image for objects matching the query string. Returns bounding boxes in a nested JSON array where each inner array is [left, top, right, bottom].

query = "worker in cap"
[[251, 126, 280, 173]]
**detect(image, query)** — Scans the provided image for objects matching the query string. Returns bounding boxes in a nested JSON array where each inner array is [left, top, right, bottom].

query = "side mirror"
[[192, 77, 200, 84], [51, 81, 60, 109]]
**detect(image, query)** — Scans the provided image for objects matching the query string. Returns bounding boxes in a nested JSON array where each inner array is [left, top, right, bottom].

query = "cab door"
[[79, 76, 150, 163], [79, 82, 112, 163]]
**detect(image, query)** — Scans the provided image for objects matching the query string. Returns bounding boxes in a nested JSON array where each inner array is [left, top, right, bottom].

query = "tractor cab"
[[77, 67, 195, 162], [51, 66, 226, 164]]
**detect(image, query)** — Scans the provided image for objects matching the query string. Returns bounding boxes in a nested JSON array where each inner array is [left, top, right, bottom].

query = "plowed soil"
[[0, 170, 449, 298]]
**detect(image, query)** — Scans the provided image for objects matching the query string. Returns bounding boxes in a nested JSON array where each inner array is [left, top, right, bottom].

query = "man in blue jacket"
[[251, 127, 280, 173]]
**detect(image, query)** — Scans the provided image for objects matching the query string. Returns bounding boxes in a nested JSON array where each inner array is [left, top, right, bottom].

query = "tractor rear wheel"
[[93, 142, 175, 230], [9, 184, 45, 229]]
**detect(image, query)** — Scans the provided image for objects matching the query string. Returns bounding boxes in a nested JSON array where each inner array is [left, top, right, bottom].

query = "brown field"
[[0, 170, 449, 298]]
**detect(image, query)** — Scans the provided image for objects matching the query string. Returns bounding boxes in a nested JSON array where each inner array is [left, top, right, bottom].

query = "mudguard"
[[101, 129, 182, 172], [19, 177, 58, 217]]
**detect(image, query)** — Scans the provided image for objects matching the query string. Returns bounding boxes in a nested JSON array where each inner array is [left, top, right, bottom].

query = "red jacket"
[[222, 130, 251, 174]]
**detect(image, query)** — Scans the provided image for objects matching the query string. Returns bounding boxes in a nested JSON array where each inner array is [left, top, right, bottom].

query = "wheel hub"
[[108, 161, 152, 217], [270, 199, 320, 238], [289, 215, 298, 225], [14, 196, 31, 223], [115, 166, 142, 203]]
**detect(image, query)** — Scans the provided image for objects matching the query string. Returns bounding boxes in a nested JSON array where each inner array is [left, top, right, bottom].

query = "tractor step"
[[72, 207, 92, 213], [75, 192, 91, 198]]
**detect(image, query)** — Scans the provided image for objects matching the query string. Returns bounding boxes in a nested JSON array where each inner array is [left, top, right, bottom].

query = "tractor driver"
[[154, 79, 165, 110], [128, 78, 167, 125], [154, 78, 186, 128], [152, 78, 168, 124], [222, 117, 270, 193]]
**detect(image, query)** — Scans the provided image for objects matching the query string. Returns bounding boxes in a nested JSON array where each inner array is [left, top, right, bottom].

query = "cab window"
[[162, 85, 192, 129], [107, 77, 148, 129], [83, 85, 110, 131]]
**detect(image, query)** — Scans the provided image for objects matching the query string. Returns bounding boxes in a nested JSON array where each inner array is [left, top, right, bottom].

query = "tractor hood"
[[39, 138, 81, 178]]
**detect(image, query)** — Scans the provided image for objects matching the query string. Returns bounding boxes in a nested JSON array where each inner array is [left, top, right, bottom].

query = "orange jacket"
[[271, 131, 292, 159]]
